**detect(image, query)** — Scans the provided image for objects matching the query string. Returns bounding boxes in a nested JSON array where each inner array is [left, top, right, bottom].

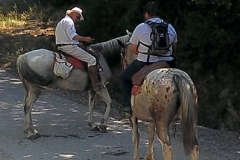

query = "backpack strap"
[[144, 20, 167, 26], [145, 20, 169, 31], [136, 20, 154, 53], [137, 41, 151, 62]]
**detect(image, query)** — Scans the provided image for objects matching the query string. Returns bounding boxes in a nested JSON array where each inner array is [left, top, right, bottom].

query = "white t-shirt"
[[130, 18, 177, 62], [55, 15, 79, 45]]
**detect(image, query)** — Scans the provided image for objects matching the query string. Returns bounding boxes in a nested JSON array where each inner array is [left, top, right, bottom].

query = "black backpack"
[[145, 20, 170, 56]]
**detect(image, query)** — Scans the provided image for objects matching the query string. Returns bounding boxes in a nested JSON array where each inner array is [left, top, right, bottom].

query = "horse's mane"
[[90, 34, 130, 67]]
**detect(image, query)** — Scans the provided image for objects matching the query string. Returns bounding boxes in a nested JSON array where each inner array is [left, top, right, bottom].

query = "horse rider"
[[55, 6, 104, 92], [120, 2, 178, 117]]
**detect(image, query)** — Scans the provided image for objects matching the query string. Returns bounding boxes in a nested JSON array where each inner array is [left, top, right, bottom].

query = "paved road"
[[0, 69, 239, 160]]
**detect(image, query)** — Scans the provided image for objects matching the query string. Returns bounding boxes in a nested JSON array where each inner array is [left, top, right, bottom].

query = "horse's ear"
[[126, 29, 130, 34], [117, 39, 125, 48], [126, 29, 132, 37]]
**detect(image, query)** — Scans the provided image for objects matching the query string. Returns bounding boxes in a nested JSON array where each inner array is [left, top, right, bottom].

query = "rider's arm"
[[130, 23, 146, 55], [73, 35, 93, 43]]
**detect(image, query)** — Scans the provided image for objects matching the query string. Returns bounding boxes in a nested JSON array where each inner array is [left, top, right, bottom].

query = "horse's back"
[[24, 49, 54, 68]]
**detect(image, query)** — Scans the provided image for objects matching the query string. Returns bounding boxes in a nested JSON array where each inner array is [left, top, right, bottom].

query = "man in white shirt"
[[55, 6, 103, 92], [120, 2, 178, 116]]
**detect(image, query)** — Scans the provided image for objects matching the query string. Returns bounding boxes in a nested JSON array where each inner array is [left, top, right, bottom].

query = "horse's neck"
[[126, 45, 137, 63], [91, 34, 130, 56]]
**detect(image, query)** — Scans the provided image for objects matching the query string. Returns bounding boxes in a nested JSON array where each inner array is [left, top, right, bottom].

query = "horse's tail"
[[173, 74, 198, 155], [16, 54, 51, 86]]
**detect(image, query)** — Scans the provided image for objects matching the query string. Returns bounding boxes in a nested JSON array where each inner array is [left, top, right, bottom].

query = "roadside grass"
[[0, 3, 54, 69], [0, 4, 38, 29]]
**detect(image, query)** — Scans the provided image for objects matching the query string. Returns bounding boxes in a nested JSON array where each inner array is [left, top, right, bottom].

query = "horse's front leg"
[[97, 88, 112, 133], [96, 88, 111, 132], [87, 90, 99, 131], [131, 116, 141, 160], [23, 86, 41, 140]]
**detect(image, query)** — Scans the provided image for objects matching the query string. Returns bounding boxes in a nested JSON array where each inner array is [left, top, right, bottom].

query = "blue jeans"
[[120, 60, 149, 109]]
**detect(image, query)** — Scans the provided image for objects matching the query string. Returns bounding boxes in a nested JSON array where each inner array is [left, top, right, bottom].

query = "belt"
[[56, 44, 77, 47]]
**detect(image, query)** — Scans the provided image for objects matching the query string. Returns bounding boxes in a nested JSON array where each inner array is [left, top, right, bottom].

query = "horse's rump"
[[131, 68, 179, 122], [17, 49, 55, 86]]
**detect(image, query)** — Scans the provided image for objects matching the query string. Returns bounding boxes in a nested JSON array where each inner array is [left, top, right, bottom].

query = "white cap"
[[66, 7, 84, 21]]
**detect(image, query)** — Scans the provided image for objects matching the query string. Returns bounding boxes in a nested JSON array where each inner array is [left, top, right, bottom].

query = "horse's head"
[[117, 39, 137, 70]]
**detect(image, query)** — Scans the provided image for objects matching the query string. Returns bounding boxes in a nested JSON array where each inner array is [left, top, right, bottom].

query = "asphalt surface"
[[0, 69, 239, 160]]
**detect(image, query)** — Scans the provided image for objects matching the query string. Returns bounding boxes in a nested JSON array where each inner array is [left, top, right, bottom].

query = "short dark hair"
[[144, 2, 159, 16]]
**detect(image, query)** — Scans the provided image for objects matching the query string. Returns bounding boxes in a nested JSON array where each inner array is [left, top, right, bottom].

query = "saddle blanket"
[[65, 56, 85, 69]]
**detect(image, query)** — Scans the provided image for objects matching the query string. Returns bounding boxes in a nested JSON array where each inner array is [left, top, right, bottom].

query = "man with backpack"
[[120, 2, 178, 117]]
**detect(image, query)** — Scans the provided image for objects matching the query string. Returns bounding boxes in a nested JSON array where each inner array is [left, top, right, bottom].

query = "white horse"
[[16, 34, 130, 140], [118, 40, 199, 160]]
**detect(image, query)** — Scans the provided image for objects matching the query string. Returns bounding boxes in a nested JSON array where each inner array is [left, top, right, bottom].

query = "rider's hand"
[[85, 37, 94, 43]]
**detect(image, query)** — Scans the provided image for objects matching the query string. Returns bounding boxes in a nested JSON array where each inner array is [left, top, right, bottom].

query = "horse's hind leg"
[[88, 88, 110, 132], [144, 122, 155, 160], [155, 123, 173, 160], [23, 82, 41, 140], [190, 131, 199, 160], [130, 116, 141, 160], [191, 144, 199, 160]]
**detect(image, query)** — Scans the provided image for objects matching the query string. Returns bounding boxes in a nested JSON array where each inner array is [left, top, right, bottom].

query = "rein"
[[120, 42, 131, 71], [120, 52, 128, 71]]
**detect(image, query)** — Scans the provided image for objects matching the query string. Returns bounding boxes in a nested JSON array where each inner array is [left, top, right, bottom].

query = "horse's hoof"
[[27, 133, 41, 140], [99, 125, 107, 133], [88, 122, 93, 128], [144, 155, 154, 160], [91, 126, 100, 131]]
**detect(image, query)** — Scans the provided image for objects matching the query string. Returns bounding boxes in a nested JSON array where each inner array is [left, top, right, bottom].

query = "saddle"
[[132, 61, 170, 86], [54, 46, 108, 82], [56, 46, 99, 70]]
